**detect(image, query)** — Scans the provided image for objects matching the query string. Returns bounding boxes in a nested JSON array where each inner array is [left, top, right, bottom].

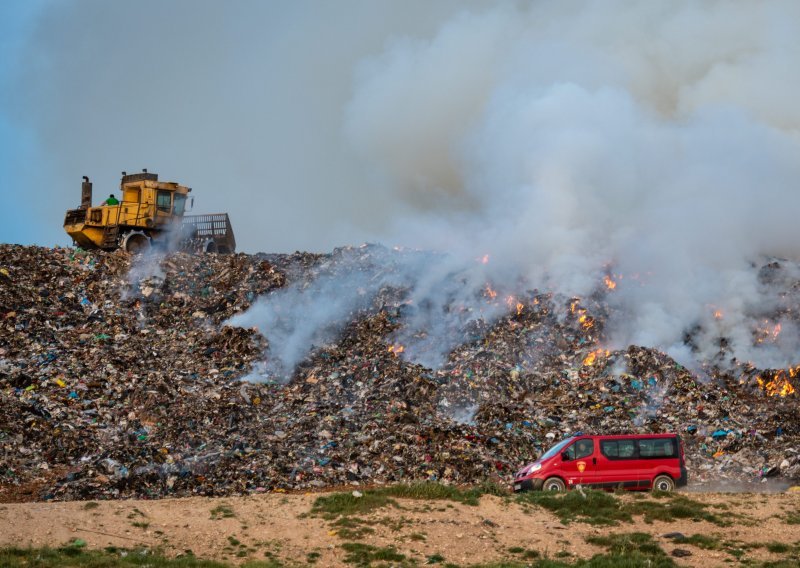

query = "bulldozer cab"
[[64, 171, 233, 253], [118, 172, 191, 226]]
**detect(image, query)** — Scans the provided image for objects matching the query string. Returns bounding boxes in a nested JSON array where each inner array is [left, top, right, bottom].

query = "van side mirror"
[[561, 451, 570, 462]]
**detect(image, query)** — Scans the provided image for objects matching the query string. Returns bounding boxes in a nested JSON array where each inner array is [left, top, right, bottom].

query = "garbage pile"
[[1, 243, 798, 502]]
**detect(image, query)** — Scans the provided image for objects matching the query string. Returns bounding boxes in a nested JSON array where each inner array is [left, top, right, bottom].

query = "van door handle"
[[593, 458, 597, 465]]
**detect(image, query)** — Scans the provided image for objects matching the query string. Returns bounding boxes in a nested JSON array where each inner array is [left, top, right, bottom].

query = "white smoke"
[[226, 251, 391, 375], [338, 0, 800, 370], [225, 246, 511, 376], [215, 1, 800, 374]]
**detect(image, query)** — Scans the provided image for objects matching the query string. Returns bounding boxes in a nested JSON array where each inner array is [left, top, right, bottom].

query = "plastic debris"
[[0, 243, 799, 502]]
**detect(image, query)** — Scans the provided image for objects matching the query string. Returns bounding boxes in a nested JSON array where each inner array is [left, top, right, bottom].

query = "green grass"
[[725, 546, 745, 559], [374, 516, 410, 532], [340, 542, 408, 567], [518, 489, 730, 527], [506, 548, 543, 560], [578, 554, 676, 567], [785, 511, 800, 525], [567, 534, 677, 568], [516, 490, 632, 526], [765, 542, 791, 554], [311, 482, 508, 519], [311, 491, 399, 518], [624, 494, 729, 526], [585, 532, 666, 557], [2, 543, 296, 567], [0, 545, 702, 568], [470, 555, 676, 568], [670, 533, 722, 550], [464, 563, 533, 568], [131, 521, 150, 529], [244, 560, 285, 568], [0, 546, 229, 567], [382, 481, 508, 505], [331, 517, 376, 540], [210, 504, 236, 520], [82, 501, 100, 510]]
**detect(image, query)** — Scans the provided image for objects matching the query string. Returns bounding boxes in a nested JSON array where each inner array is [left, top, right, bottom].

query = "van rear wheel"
[[653, 475, 675, 492], [543, 477, 566, 492]]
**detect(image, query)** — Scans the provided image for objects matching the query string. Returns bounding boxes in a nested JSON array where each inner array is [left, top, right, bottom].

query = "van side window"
[[565, 439, 594, 460], [601, 439, 636, 459], [638, 438, 676, 458]]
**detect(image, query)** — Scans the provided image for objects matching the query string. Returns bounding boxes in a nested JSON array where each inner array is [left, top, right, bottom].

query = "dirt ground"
[[1, 490, 799, 567]]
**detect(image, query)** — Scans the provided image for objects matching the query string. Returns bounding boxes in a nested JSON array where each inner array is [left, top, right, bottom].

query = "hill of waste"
[[0, 244, 798, 501]]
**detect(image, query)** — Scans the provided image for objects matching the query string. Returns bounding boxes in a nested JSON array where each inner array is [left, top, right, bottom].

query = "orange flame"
[[388, 344, 405, 356], [485, 284, 497, 299], [569, 300, 595, 330], [713, 309, 723, 320], [503, 295, 524, 316], [603, 275, 617, 290], [756, 369, 796, 396], [582, 348, 610, 366], [755, 320, 783, 344], [480, 254, 490, 265]]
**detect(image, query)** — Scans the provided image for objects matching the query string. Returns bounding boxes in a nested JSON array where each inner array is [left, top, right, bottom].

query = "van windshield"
[[538, 437, 574, 461]]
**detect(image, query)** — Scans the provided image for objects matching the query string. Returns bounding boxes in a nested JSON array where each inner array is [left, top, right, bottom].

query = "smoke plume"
[[230, 0, 800, 375], [7, 1, 800, 371]]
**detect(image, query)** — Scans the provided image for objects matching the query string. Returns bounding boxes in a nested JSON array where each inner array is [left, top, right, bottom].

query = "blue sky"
[[0, 0, 462, 252], [0, 1, 48, 246]]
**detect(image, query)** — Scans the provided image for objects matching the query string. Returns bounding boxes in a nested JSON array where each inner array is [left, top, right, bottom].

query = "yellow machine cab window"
[[156, 190, 171, 212], [173, 194, 187, 215]]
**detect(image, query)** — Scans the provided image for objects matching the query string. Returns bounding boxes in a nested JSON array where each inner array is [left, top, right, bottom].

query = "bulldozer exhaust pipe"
[[81, 176, 92, 209]]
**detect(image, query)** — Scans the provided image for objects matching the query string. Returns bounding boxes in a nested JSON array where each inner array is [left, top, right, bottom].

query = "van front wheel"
[[653, 475, 675, 492], [543, 477, 566, 492]]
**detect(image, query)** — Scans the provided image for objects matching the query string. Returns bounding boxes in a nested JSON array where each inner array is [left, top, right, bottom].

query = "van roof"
[[574, 433, 678, 440]]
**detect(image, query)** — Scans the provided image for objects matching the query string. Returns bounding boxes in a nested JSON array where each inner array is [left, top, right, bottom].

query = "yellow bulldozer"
[[64, 170, 236, 254]]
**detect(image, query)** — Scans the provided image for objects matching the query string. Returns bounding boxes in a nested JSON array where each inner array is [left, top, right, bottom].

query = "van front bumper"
[[513, 477, 544, 492]]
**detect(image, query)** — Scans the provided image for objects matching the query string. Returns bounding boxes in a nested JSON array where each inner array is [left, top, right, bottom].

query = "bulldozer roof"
[[121, 172, 158, 184]]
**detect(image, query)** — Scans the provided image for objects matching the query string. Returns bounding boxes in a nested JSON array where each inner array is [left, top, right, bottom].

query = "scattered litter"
[[0, 243, 798, 502]]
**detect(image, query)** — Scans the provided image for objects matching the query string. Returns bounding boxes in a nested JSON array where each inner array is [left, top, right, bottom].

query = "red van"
[[513, 433, 687, 492]]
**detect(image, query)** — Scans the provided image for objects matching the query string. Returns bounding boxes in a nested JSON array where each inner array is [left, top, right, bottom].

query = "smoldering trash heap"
[[1, 243, 799, 502]]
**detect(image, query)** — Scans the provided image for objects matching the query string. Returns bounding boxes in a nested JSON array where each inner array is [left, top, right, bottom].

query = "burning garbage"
[[756, 369, 797, 397], [1, 243, 799, 503]]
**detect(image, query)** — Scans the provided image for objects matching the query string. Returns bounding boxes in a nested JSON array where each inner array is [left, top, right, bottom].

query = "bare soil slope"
[[1, 490, 799, 567]]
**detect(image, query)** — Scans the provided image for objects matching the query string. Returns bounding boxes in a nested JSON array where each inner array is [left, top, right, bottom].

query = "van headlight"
[[530, 464, 542, 472]]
